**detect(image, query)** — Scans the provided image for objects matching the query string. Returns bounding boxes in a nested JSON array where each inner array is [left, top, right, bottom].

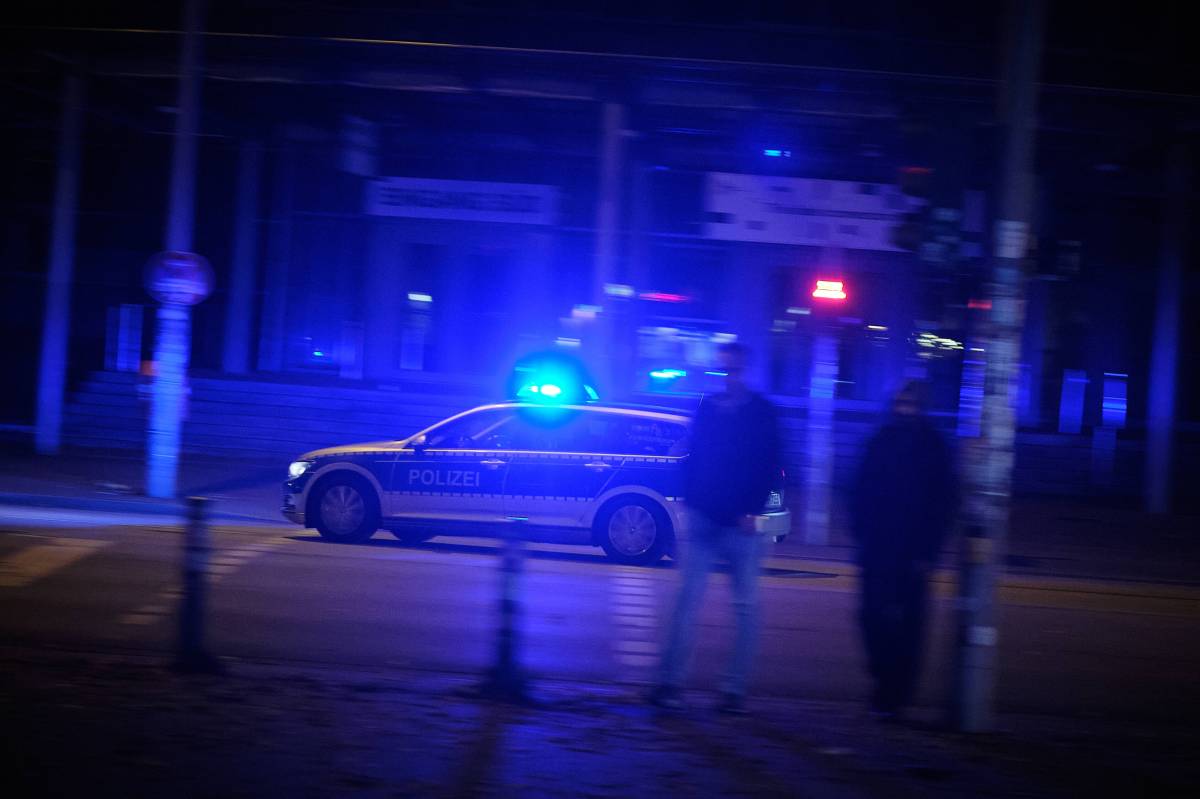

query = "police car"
[[282, 401, 790, 565]]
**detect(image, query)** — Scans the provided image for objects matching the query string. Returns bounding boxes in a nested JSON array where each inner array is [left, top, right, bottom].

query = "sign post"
[[146, 0, 207, 500], [145, 251, 212, 498]]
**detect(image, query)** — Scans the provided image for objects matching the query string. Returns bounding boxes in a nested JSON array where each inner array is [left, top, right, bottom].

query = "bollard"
[[174, 496, 222, 674], [480, 515, 530, 702]]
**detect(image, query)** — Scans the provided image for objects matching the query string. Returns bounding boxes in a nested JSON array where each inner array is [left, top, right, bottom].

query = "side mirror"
[[409, 434, 427, 452]]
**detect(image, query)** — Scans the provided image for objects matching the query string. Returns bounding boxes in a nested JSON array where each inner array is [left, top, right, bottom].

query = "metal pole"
[[1144, 140, 1189, 514], [481, 516, 529, 702], [34, 73, 84, 455], [952, 0, 1045, 733], [804, 329, 836, 545], [146, 0, 205, 498], [221, 139, 261, 374], [175, 496, 220, 673]]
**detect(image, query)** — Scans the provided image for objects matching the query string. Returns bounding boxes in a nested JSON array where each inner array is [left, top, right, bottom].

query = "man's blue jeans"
[[658, 510, 766, 697]]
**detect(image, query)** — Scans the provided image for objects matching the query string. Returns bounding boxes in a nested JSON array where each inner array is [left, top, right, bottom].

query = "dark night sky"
[[8, 1, 1196, 93]]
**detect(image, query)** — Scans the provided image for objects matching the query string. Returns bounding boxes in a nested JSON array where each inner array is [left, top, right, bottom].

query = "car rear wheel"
[[312, 475, 380, 543], [597, 496, 669, 566]]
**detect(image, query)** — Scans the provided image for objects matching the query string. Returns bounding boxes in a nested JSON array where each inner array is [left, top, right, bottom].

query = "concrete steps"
[[63, 371, 488, 460]]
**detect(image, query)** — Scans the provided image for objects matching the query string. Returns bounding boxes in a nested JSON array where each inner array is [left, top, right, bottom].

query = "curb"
[[0, 492, 281, 525]]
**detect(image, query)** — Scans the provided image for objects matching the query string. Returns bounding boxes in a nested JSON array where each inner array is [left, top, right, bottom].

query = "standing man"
[[851, 382, 958, 720], [651, 342, 783, 713]]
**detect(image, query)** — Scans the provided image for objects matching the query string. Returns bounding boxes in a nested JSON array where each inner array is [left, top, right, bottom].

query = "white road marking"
[[119, 536, 293, 627], [612, 583, 655, 596], [611, 569, 661, 679], [616, 640, 657, 653], [613, 594, 656, 607], [618, 654, 658, 667], [0, 538, 108, 588]]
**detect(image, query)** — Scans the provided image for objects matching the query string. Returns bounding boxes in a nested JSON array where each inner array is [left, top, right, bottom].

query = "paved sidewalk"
[[5, 645, 1195, 798], [0, 447, 284, 523]]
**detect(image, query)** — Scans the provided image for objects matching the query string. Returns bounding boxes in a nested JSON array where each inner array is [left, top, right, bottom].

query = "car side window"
[[578, 414, 688, 456], [624, 419, 688, 456], [502, 415, 571, 452], [423, 410, 515, 449]]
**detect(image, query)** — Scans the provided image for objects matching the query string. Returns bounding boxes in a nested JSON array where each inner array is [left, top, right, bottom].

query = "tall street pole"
[[146, 0, 205, 498], [952, 0, 1045, 732], [34, 72, 84, 455]]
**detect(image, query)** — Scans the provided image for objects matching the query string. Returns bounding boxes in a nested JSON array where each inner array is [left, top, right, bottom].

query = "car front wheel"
[[597, 496, 669, 566], [312, 475, 380, 543]]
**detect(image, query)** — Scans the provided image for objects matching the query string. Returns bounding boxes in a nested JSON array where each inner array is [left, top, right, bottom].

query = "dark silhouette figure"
[[851, 382, 958, 718]]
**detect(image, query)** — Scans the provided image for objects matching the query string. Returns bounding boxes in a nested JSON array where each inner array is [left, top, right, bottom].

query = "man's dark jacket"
[[684, 392, 783, 526], [851, 413, 958, 571]]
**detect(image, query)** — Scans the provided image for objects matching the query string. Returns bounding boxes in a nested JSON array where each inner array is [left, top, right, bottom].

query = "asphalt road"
[[1, 506, 1197, 725]]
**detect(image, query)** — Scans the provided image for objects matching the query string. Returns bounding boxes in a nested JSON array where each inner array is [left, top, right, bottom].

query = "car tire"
[[311, 473, 380, 544], [596, 496, 670, 566]]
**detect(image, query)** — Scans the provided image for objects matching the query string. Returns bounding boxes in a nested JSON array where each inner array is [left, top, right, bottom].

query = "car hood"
[[297, 441, 409, 460]]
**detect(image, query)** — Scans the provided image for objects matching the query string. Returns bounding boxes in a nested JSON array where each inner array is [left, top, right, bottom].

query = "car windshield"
[[421, 409, 516, 449]]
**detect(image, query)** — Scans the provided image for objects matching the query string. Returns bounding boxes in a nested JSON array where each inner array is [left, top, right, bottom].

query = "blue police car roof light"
[[508, 350, 598, 405]]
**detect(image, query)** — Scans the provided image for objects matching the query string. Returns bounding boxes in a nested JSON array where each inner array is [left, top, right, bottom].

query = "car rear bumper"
[[754, 509, 791, 542]]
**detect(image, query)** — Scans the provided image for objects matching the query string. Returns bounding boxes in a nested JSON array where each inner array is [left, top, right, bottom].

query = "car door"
[[598, 414, 689, 501], [502, 409, 621, 530], [389, 407, 514, 527]]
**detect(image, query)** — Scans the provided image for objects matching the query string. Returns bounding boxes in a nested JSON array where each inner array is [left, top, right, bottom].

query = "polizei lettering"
[[408, 469, 481, 489]]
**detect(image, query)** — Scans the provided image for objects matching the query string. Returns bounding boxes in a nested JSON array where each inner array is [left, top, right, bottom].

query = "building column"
[[221, 139, 260, 374], [257, 134, 295, 372], [34, 73, 84, 455], [436, 239, 474, 373], [592, 103, 626, 394], [362, 220, 405, 380], [1145, 139, 1190, 513], [726, 245, 773, 389], [1017, 276, 1048, 427]]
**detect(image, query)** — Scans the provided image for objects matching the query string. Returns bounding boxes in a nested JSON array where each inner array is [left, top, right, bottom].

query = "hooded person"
[[851, 381, 958, 718]]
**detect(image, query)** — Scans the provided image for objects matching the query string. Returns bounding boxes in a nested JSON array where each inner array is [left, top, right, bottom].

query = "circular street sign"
[[145, 250, 213, 306]]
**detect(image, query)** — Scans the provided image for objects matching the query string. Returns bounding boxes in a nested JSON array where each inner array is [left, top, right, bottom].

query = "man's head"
[[892, 380, 927, 417], [717, 342, 750, 394]]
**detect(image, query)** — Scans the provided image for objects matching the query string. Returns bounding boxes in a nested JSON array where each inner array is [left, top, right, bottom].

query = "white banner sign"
[[703, 172, 924, 251], [366, 177, 558, 225]]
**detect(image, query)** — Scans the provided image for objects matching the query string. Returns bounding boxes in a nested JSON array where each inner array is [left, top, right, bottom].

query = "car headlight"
[[288, 461, 313, 479]]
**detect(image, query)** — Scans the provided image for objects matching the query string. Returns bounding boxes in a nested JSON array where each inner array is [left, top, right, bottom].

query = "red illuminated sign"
[[639, 292, 690, 303], [812, 280, 847, 300]]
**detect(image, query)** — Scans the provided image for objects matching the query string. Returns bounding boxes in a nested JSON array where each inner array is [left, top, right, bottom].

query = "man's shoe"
[[647, 685, 684, 711], [716, 692, 748, 716]]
